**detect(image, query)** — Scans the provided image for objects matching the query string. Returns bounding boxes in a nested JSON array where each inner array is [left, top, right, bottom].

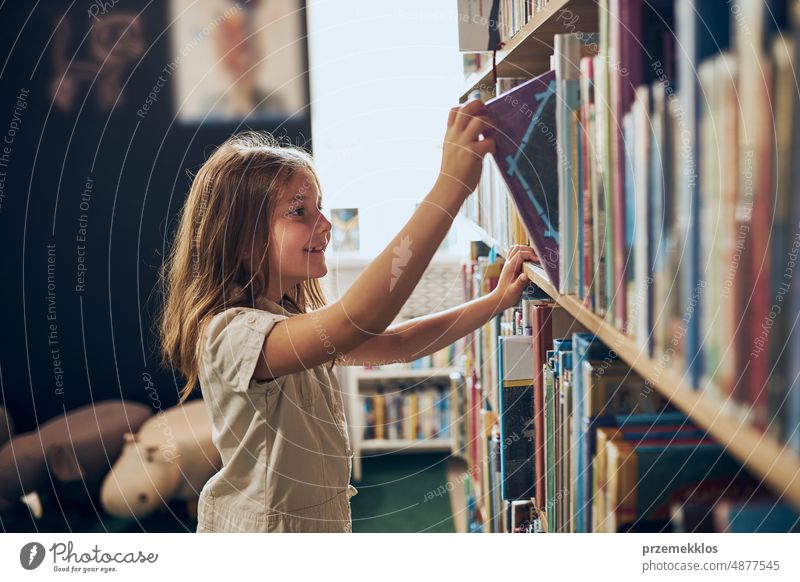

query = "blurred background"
[[0, 0, 474, 533]]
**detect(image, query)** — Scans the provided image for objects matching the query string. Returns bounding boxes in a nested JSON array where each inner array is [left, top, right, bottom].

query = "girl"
[[159, 98, 539, 533]]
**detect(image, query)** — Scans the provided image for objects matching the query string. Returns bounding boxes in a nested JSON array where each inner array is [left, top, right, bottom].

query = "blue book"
[[611, 442, 741, 532], [623, 111, 636, 337], [715, 501, 800, 533], [570, 332, 617, 532], [649, 80, 669, 358], [580, 386, 683, 531], [675, 0, 730, 387]]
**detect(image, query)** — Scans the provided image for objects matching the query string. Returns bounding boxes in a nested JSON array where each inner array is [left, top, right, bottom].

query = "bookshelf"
[[455, 0, 800, 530], [344, 366, 464, 481], [522, 260, 800, 510], [460, 0, 598, 102]]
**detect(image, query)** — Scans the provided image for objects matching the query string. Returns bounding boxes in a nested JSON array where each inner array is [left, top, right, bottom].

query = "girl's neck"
[[265, 280, 296, 303]]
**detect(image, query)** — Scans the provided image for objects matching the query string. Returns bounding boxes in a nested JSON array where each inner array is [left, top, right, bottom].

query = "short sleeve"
[[202, 308, 288, 394]]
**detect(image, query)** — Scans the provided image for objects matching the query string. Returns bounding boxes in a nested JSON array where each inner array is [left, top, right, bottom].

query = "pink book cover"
[[749, 64, 774, 430]]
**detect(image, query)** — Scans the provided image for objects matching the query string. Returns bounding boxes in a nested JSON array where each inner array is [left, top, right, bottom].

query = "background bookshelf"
[[344, 365, 466, 481], [455, 0, 800, 531]]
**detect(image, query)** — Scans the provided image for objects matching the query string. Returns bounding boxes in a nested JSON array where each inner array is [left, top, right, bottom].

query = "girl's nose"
[[317, 212, 332, 238]]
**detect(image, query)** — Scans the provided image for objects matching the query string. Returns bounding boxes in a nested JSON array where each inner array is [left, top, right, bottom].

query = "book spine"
[[555, 33, 582, 295], [633, 87, 652, 354]]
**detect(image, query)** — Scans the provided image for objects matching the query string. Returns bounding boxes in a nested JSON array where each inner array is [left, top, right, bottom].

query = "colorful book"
[[598, 438, 742, 532], [570, 332, 616, 532], [498, 335, 536, 500], [484, 70, 561, 284]]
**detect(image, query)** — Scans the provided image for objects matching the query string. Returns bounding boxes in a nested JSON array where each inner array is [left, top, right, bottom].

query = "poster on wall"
[[331, 208, 359, 252], [168, 0, 307, 121]]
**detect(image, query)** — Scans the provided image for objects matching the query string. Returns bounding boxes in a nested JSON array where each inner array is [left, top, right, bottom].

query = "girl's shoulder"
[[199, 303, 291, 390]]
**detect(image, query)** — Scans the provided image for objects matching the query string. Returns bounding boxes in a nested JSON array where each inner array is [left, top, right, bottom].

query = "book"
[[788, 1, 800, 455], [598, 437, 742, 532], [483, 70, 561, 284], [553, 338, 573, 531], [456, 0, 498, 52], [580, 365, 672, 530], [570, 332, 616, 532], [669, 475, 773, 533], [675, 0, 730, 388], [713, 501, 800, 533], [632, 85, 652, 352], [649, 79, 672, 362], [497, 335, 536, 500], [534, 305, 585, 515], [555, 33, 584, 295]]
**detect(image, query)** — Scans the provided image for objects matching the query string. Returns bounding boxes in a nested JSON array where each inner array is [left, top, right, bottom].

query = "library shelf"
[[460, 0, 598, 102], [342, 366, 463, 481], [351, 367, 462, 381], [359, 439, 453, 452], [522, 261, 800, 511]]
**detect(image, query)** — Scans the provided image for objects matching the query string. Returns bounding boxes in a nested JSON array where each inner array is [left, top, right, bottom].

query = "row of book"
[[457, 248, 503, 531], [458, 0, 554, 52], [559, 0, 800, 452], [466, 289, 800, 532], [362, 386, 452, 441], [460, 1, 800, 455], [528, 306, 797, 533]]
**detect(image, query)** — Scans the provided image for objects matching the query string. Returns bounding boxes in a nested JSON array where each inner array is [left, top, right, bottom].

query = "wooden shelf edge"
[[523, 261, 800, 511], [354, 366, 462, 380], [360, 439, 452, 452], [459, 0, 597, 101]]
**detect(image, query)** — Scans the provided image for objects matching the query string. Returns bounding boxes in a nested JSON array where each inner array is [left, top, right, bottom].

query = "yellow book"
[[592, 427, 617, 532], [409, 393, 419, 439], [374, 394, 385, 440], [603, 438, 638, 533]]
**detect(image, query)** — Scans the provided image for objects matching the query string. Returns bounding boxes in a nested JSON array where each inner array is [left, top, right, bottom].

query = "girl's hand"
[[489, 245, 540, 314], [436, 99, 496, 199]]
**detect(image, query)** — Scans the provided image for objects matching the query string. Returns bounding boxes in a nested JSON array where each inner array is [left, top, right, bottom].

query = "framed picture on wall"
[[168, 0, 308, 122], [331, 208, 359, 252]]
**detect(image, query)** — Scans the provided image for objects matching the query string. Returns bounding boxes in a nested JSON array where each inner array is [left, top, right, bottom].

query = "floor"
[[1, 454, 470, 533], [350, 452, 468, 533]]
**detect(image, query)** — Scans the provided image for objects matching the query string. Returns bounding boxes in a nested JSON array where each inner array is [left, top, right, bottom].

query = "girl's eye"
[[287, 203, 322, 217]]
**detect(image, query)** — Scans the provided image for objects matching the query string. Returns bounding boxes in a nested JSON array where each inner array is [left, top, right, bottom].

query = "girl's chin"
[[306, 258, 327, 276]]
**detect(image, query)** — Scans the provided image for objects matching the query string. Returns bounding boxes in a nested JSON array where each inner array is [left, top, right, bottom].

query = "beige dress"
[[195, 296, 357, 533]]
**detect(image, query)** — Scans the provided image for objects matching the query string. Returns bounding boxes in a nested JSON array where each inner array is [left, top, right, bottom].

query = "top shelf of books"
[[459, 0, 598, 102]]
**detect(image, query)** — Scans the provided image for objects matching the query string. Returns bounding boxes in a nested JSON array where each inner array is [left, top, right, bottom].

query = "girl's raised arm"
[[256, 99, 495, 379]]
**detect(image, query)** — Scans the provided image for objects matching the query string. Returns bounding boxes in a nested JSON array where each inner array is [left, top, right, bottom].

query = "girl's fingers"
[[464, 114, 495, 141], [472, 136, 495, 157], [447, 106, 459, 128], [456, 99, 486, 130]]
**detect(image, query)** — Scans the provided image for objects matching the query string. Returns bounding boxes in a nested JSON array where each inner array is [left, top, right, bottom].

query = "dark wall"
[[0, 0, 312, 433]]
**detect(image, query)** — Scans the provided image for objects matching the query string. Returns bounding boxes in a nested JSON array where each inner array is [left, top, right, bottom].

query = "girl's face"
[[267, 171, 331, 293]]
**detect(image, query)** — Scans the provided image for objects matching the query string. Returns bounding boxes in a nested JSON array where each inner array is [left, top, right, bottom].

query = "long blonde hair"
[[159, 132, 328, 404]]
